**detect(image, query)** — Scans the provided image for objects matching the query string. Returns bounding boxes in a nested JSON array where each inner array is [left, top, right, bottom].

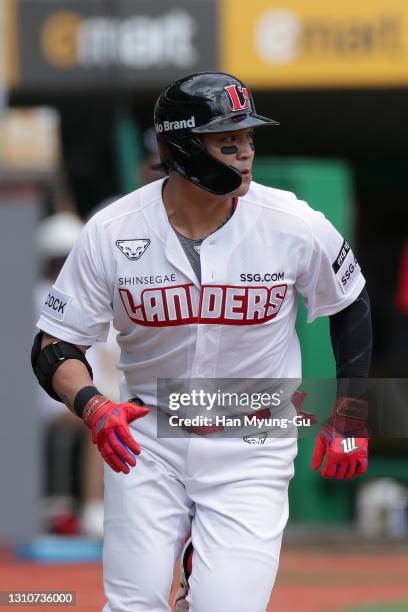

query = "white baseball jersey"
[[37, 178, 365, 407]]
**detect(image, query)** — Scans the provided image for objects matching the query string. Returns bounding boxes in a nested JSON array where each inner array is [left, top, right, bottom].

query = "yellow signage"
[[41, 11, 84, 68], [3, 0, 18, 88], [221, 0, 408, 87]]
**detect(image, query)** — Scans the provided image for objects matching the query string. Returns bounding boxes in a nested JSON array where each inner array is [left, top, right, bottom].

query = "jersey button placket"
[[192, 241, 223, 378]]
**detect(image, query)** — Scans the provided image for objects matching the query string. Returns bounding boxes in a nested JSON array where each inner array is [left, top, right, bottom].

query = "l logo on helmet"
[[224, 84, 250, 112]]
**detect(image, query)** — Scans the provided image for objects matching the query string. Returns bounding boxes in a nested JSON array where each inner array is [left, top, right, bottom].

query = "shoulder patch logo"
[[116, 239, 150, 261], [332, 239, 360, 291], [243, 432, 267, 445]]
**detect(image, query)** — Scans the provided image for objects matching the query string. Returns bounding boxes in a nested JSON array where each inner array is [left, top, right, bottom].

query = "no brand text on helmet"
[[155, 116, 196, 133]]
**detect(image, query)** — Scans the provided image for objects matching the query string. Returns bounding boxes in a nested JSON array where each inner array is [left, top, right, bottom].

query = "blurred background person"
[[36, 209, 120, 539], [142, 126, 166, 185]]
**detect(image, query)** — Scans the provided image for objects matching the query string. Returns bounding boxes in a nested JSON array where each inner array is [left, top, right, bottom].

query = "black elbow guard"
[[31, 331, 93, 402]]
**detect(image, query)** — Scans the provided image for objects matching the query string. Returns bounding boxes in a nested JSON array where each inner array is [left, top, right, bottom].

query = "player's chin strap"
[[31, 331, 93, 402]]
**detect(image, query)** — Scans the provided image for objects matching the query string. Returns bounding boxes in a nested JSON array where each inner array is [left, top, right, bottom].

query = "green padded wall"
[[253, 159, 356, 523], [115, 115, 143, 194]]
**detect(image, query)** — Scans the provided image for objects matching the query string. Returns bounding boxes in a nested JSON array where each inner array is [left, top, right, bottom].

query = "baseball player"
[[32, 72, 372, 611]]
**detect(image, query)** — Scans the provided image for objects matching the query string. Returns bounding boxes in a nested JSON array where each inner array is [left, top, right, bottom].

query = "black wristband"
[[74, 386, 102, 418]]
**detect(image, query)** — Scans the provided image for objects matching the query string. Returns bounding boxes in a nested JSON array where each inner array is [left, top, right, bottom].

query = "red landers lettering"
[[119, 284, 287, 327]]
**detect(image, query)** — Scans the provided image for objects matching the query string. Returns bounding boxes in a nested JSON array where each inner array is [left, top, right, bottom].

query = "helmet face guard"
[[154, 72, 279, 196], [159, 137, 243, 196]]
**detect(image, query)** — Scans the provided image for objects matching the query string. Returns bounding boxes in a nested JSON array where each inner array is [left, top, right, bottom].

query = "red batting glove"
[[312, 397, 369, 479], [83, 396, 149, 474]]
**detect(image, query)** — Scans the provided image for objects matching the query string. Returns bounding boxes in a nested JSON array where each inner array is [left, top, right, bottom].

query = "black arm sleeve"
[[329, 286, 372, 397]]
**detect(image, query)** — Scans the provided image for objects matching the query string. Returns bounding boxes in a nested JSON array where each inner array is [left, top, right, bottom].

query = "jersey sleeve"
[[36, 217, 113, 345], [295, 204, 366, 323]]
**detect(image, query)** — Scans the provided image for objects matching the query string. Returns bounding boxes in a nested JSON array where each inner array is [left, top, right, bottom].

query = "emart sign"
[[41, 10, 197, 69], [221, 0, 408, 88], [6, 0, 217, 90]]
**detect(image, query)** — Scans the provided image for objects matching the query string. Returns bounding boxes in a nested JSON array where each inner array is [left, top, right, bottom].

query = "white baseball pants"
[[103, 408, 297, 612]]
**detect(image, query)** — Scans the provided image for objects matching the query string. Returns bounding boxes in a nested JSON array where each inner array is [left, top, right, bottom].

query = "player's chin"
[[233, 177, 252, 197]]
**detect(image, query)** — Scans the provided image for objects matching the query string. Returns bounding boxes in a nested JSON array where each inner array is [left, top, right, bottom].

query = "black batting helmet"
[[154, 72, 279, 195]]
